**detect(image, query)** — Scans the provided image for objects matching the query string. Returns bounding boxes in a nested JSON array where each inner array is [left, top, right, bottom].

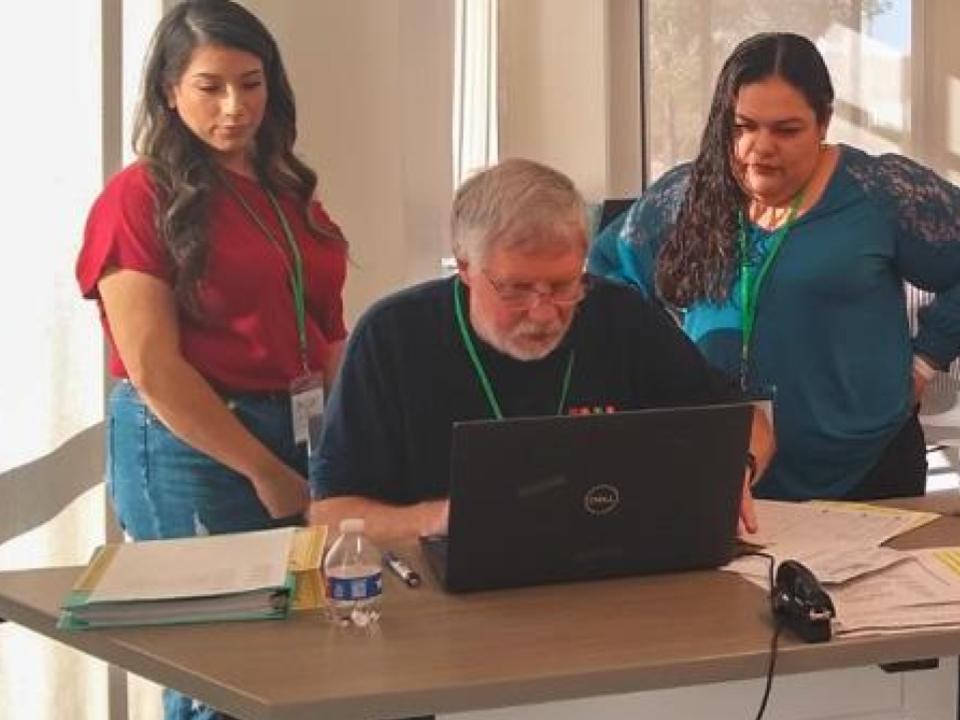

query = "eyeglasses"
[[481, 268, 590, 309]]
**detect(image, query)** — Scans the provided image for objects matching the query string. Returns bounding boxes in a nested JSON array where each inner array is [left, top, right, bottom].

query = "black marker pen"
[[384, 551, 421, 587]]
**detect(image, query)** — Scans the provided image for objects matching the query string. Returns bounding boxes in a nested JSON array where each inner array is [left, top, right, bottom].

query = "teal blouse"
[[589, 144, 960, 499]]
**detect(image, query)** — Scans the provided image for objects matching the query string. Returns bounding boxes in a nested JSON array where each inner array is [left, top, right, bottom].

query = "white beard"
[[472, 315, 568, 361]]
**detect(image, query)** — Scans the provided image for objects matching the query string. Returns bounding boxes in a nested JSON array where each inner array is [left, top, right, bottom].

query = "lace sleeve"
[[869, 153, 960, 247], [587, 163, 691, 296], [848, 151, 960, 367]]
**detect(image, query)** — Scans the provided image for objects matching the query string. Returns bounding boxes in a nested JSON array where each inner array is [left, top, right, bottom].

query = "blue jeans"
[[107, 381, 308, 720]]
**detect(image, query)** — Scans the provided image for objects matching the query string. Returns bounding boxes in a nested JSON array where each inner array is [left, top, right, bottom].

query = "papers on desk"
[[59, 525, 327, 630], [831, 548, 960, 637], [728, 500, 938, 584], [725, 500, 960, 637]]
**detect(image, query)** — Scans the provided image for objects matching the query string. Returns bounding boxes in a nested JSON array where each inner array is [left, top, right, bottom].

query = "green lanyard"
[[453, 277, 574, 420], [737, 191, 804, 389], [222, 176, 310, 373]]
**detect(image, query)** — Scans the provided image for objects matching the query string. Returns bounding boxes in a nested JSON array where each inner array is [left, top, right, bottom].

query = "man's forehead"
[[486, 239, 586, 275]]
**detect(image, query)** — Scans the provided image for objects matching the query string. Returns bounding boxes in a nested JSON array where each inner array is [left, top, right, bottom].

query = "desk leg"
[[107, 664, 128, 720]]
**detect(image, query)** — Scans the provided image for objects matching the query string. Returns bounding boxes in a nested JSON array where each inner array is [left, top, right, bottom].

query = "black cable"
[[739, 550, 782, 720], [754, 620, 784, 720]]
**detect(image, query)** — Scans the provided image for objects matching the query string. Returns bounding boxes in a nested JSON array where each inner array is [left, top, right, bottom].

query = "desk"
[[1, 494, 959, 720]]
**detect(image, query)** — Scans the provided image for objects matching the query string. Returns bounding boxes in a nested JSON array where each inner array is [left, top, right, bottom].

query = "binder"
[[59, 525, 327, 630]]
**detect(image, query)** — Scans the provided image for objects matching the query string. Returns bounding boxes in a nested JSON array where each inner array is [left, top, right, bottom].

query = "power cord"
[[740, 550, 784, 720]]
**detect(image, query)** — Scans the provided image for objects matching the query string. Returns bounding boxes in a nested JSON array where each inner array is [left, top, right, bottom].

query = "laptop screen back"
[[434, 402, 753, 592]]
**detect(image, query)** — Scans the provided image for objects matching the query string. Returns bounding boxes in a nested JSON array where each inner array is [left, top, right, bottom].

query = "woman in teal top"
[[589, 32, 960, 500]]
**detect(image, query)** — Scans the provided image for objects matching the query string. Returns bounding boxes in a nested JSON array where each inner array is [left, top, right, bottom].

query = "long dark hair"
[[656, 32, 834, 306], [133, 0, 333, 314]]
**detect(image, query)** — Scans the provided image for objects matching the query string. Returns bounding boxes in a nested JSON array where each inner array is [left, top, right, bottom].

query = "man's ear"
[[456, 258, 470, 285]]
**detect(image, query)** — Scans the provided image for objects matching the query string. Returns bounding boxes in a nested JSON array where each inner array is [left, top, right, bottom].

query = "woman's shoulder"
[[839, 143, 946, 194], [645, 162, 693, 204], [93, 161, 158, 213], [624, 161, 693, 229], [834, 143, 960, 245], [611, 161, 692, 252]]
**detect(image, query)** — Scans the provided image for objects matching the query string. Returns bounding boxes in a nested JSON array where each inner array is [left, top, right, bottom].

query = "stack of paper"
[[60, 527, 305, 630], [725, 500, 960, 637], [830, 548, 960, 637], [728, 500, 937, 583]]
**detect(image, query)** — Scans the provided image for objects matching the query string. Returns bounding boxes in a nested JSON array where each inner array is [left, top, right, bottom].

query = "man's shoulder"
[[579, 276, 681, 340], [354, 277, 452, 339], [583, 275, 658, 315]]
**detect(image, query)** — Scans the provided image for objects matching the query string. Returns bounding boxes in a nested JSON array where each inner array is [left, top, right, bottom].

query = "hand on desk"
[[308, 496, 449, 542]]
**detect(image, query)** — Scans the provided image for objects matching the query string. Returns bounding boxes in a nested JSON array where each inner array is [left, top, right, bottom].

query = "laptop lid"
[[432, 402, 753, 592]]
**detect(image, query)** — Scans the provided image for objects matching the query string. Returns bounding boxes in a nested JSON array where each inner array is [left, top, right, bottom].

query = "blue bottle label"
[[326, 571, 383, 601]]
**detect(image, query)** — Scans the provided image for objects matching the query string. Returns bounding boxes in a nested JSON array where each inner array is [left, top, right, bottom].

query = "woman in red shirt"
[[77, 0, 346, 706], [78, 3, 347, 717], [78, 0, 348, 534]]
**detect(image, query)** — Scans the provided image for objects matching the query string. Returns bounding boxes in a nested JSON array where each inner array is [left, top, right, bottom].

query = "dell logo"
[[584, 484, 620, 515]]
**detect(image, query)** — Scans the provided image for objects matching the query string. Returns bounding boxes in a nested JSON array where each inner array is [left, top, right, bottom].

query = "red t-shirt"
[[76, 162, 348, 392]]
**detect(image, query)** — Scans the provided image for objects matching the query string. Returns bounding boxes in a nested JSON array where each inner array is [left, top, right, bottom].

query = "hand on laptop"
[[738, 475, 758, 536], [418, 499, 450, 537]]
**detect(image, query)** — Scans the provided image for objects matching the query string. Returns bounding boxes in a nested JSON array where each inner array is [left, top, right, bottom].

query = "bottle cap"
[[339, 518, 365, 533]]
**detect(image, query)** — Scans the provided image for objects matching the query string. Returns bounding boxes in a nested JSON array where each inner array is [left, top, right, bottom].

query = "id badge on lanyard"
[[290, 372, 325, 453]]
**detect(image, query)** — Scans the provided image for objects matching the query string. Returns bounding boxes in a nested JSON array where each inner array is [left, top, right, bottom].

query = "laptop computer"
[[420, 401, 753, 593]]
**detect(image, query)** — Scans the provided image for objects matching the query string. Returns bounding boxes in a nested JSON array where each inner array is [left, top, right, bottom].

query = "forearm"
[[308, 496, 446, 544], [748, 404, 776, 483], [97, 269, 306, 518], [131, 358, 294, 487]]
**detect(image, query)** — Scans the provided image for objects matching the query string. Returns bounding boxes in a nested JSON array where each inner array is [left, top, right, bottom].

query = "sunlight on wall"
[[0, 3, 104, 476], [948, 76, 960, 184], [0, 1, 109, 718], [0, 485, 108, 718], [821, 22, 910, 155]]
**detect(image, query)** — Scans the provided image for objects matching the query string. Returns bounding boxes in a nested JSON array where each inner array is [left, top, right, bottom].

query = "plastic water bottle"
[[323, 518, 383, 626]]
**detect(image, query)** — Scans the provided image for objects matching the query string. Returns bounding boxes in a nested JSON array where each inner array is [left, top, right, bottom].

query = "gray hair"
[[451, 158, 587, 264]]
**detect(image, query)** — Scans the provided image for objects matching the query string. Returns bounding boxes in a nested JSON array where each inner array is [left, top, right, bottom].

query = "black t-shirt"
[[312, 276, 736, 503]]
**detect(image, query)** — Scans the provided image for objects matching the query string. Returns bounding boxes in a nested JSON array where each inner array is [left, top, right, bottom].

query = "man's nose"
[[526, 293, 561, 321]]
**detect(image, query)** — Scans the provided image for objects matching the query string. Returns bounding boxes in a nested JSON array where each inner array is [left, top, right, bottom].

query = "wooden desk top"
[[1, 493, 959, 720]]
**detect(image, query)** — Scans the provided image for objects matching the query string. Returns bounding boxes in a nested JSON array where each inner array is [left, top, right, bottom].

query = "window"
[[454, 0, 499, 187], [644, 0, 913, 181]]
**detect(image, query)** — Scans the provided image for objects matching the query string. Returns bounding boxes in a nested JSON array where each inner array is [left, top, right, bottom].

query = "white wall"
[[498, 0, 643, 205], [498, 0, 610, 202], [244, 0, 454, 324]]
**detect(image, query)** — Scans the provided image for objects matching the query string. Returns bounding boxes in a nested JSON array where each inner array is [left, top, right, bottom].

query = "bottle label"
[[326, 571, 383, 601]]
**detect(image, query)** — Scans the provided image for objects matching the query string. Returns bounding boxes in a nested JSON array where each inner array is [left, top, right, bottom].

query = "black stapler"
[[772, 560, 835, 643]]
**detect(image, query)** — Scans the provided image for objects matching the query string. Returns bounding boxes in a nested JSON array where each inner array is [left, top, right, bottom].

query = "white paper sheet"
[[87, 526, 295, 603]]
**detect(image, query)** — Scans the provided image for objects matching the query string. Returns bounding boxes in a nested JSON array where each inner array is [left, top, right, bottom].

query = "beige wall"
[[498, 0, 642, 204], [498, 0, 609, 201], [919, 1, 960, 184], [245, 0, 454, 324]]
